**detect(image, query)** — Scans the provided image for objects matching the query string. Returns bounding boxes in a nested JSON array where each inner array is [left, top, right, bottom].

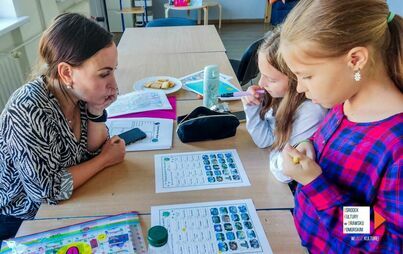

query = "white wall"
[[152, 0, 267, 20], [387, 0, 403, 16], [0, 0, 17, 17], [0, 0, 89, 80]]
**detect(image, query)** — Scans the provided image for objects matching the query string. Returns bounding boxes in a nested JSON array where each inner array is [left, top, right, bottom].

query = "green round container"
[[147, 226, 168, 247]]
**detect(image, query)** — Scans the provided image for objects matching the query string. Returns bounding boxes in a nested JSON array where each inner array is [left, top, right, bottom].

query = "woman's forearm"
[[87, 121, 108, 152], [68, 154, 106, 189]]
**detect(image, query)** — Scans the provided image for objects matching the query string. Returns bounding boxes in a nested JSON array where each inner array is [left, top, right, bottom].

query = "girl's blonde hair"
[[258, 27, 306, 151], [280, 0, 402, 91]]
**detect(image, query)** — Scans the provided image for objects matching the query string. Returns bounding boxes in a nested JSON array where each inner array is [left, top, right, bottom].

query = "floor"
[[217, 22, 272, 60]]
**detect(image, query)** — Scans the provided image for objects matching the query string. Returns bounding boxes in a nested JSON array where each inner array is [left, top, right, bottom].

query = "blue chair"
[[271, 0, 299, 25], [146, 18, 197, 27], [230, 38, 264, 87]]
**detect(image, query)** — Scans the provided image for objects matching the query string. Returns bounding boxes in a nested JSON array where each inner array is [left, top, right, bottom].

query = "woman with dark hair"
[[0, 13, 125, 241]]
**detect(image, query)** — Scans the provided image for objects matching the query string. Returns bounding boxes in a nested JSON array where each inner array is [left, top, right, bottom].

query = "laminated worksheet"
[[151, 199, 273, 254], [180, 69, 233, 85], [106, 118, 173, 151], [107, 90, 172, 117], [1, 212, 147, 254], [154, 149, 250, 193]]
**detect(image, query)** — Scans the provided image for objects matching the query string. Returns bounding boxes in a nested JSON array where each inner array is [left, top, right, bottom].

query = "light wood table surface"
[[117, 25, 225, 54], [34, 100, 294, 219], [115, 51, 241, 99], [17, 211, 303, 254]]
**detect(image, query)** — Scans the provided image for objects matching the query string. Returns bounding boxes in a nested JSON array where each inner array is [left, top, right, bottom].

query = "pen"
[[220, 90, 266, 98]]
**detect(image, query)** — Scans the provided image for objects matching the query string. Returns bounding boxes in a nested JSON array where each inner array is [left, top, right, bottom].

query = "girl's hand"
[[99, 136, 125, 168], [295, 140, 316, 160], [282, 144, 322, 186], [241, 85, 263, 106]]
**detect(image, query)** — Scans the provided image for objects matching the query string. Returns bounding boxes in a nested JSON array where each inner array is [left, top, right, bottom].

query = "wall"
[[0, 0, 17, 17], [152, 0, 267, 20], [387, 0, 403, 16], [0, 0, 89, 80]]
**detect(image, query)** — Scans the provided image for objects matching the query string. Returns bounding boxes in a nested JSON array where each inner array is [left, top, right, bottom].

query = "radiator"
[[0, 53, 24, 111]]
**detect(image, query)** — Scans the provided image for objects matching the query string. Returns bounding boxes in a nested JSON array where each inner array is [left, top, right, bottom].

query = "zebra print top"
[[0, 76, 97, 219]]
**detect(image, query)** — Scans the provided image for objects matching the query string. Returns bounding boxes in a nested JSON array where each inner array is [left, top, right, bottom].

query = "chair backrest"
[[145, 18, 197, 27], [237, 38, 264, 86]]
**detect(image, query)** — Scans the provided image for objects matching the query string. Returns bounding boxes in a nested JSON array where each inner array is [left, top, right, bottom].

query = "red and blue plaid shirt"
[[293, 104, 402, 253]]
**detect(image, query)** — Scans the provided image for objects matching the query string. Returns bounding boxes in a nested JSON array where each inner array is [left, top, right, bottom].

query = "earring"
[[66, 83, 72, 89], [354, 69, 361, 82]]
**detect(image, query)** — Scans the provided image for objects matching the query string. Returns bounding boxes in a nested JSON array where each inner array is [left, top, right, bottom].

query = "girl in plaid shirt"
[[278, 0, 402, 253]]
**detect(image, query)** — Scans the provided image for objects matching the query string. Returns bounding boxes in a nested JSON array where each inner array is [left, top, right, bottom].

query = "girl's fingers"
[[284, 144, 305, 164]]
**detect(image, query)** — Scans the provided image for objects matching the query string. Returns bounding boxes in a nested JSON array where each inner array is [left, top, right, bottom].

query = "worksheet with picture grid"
[[154, 149, 250, 193], [151, 199, 273, 254]]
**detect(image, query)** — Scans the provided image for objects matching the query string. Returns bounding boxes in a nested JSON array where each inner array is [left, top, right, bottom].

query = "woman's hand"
[[282, 144, 322, 186], [88, 92, 118, 116], [241, 85, 263, 106], [99, 136, 125, 168]]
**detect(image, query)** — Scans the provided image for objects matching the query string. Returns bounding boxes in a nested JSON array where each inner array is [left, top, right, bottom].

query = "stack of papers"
[[107, 90, 172, 117]]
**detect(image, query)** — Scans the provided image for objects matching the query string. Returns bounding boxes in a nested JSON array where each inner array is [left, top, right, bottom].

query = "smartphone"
[[231, 111, 246, 123], [118, 128, 147, 145]]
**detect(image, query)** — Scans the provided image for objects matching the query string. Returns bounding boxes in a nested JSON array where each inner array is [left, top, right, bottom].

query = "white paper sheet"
[[180, 70, 233, 85], [154, 149, 250, 193], [106, 90, 172, 117], [106, 118, 173, 151], [151, 199, 273, 254]]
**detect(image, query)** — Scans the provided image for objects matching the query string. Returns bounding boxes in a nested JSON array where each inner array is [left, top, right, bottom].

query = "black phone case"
[[118, 128, 147, 145]]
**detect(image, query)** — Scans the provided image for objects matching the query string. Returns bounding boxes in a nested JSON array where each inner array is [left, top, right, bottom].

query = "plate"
[[133, 76, 183, 94]]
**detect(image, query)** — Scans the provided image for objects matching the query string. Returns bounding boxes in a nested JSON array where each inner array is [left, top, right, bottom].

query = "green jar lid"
[[147, 226, 168, 247]]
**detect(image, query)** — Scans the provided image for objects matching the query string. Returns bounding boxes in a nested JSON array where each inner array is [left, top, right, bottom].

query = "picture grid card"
[[106, 118, 173, 151], [151, 199, 273, 254], [154, 149, 251, 193]]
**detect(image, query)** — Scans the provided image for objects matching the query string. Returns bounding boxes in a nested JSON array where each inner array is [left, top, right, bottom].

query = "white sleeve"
[[270, 101, 327, 183], [243, 104, 275, 148], [269, 150, 292, 183], [288, 101, 328, 146]]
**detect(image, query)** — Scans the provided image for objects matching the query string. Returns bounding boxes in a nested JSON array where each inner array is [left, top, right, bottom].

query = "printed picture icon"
[[210, 205, 260, 252]]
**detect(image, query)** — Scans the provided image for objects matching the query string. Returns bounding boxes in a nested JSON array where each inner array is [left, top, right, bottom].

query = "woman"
[[0, 13, 125, 241]]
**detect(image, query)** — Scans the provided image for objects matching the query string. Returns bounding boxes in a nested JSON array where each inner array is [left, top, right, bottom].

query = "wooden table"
[[34, 100, 294, 219], [17, 211, 303, 254], [117, 25, 226, 54], [116, 52, 242, 100], [116, 51, 240, 98]]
